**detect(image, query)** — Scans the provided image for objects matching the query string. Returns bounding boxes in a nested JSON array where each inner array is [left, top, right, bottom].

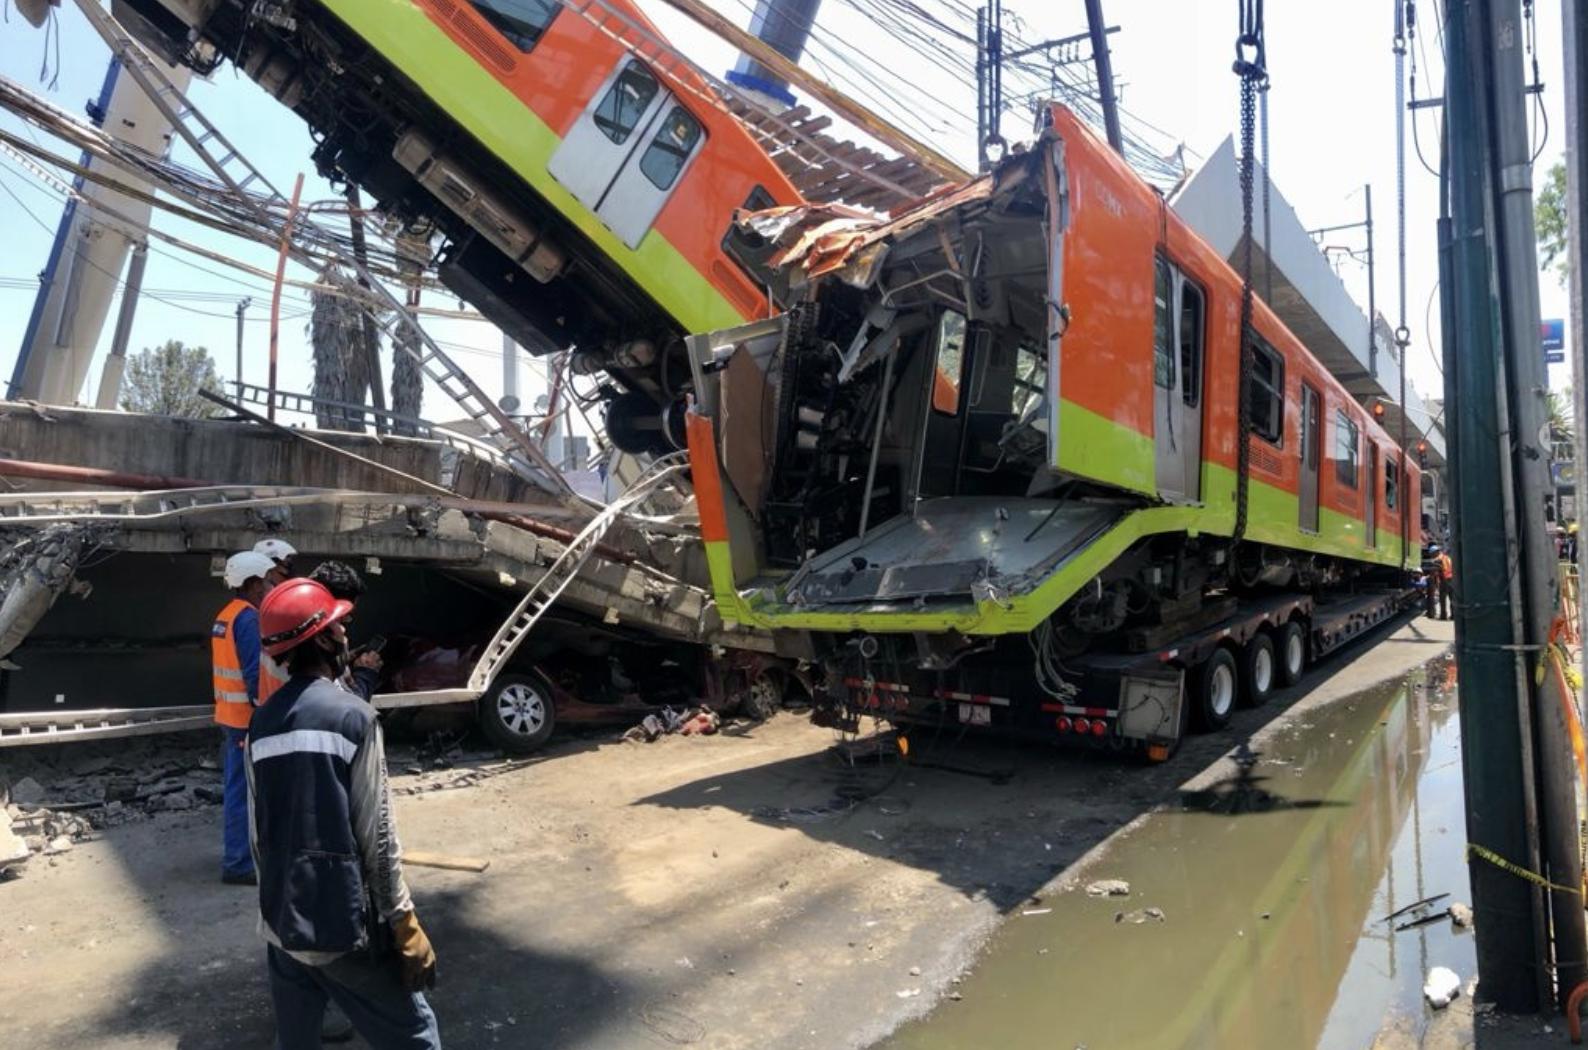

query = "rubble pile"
[[0, 734, 221, 877]]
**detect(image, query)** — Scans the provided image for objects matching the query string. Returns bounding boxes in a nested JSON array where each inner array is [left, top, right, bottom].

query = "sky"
[[0, 0, 1573, 434]]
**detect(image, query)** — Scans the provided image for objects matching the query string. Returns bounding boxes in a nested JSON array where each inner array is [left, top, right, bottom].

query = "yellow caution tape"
[[1467, 843, 1584, 897]]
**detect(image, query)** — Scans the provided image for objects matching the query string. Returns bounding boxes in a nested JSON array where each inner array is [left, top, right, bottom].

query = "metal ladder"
[[467, 452, 688, 691], [71, 0, 571, 496], [0, 705, 213, 748]]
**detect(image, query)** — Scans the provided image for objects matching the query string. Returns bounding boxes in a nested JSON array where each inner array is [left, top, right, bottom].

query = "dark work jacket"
[[247, 675, 376, 955]]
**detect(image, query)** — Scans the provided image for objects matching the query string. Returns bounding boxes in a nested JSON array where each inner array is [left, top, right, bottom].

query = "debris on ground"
[[1114, 907, 1165, 925], [623, 705, 720, 743], [1448, 902, 1474, 928], [1423, 966, 1461, 1008], [1085, 879, 1131, 897], [0, 736, 224, 877]]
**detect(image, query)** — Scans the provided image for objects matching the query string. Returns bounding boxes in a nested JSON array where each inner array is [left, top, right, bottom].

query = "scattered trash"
[[1114, 907, 1165, 925], [896, 988, 921, 999], [908, 966, 921, 976], [1382, 892, 1450, 924], [1021, 908, 1052, 917], [863, 829, 886, 842], [1448, 902, 1474, 928], [1085, 879, 1131, 897], [623, 705, 720, 743], [1423, 966, 1461, 1008]]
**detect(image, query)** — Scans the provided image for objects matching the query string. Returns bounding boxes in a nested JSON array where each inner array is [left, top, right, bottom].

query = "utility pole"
[[1444, 0, 1583, 1012], [1365, 184, 1377, 378], [1083, 0, 1122, 155], [1482, 0, 1588, 1006], [975, 0, 1003, 171], [1394, 0, 1412, 567], [1563, 0, 1588, 705], [234, 296, 251, 397]]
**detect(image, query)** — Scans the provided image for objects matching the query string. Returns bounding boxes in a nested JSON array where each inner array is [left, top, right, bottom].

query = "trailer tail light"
[[1055, 716, 1072, 733], [1146, 743, 1171, 762], [1090, 719, 1108, 738], [1073, 718, 1090, 735]]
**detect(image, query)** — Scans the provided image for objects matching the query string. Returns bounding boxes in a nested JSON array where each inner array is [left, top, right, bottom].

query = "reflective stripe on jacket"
[[212, 599, 258, 729]]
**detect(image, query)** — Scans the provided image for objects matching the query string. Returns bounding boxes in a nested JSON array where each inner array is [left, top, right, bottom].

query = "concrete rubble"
[[0, 736, 229, 878]]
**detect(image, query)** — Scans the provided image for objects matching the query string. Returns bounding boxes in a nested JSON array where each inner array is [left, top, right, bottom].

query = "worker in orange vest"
[[213, 550, 278, 885], [1435, 546, 1455, 621]]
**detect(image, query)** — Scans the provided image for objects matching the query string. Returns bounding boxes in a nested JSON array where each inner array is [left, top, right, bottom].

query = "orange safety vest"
[[1437, 553, 1453, 580], [260, 651, 287, 703], [211, 598, 256, 729]]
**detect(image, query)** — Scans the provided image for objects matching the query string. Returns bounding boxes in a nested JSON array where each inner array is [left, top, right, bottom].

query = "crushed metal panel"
[[788, 498, 1121, 605]]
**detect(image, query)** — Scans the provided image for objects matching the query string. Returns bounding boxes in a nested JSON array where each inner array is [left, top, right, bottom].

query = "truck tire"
[[1276, 621, 1307, 686], [478, 672, 557, 755], [1241, 632, 1277, 707], [1192, 648, 1239, 730]]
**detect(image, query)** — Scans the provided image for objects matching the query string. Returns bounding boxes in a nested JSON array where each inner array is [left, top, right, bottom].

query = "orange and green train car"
[[683, 104, 1420, 748], [120, 0, 799, 447]]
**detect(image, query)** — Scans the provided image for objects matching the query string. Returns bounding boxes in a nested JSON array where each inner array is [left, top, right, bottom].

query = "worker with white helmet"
[[254, 537, 298, 585], [212, 550, 279, 885]]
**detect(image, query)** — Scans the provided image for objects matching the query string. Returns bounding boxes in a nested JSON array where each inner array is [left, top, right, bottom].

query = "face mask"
[[318, 632, 350, 678]]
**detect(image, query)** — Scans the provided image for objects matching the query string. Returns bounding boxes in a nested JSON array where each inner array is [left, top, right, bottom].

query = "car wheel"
[[1192, 648, 1239, 730], [1241, 632, 1277, 707], [1277, 621, 1307, 686], [741, 669, 785, 721], [478, 672, 557, 755]]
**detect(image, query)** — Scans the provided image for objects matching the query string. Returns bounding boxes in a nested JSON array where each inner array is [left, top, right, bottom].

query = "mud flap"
[[1118, 666, 1184, 749]]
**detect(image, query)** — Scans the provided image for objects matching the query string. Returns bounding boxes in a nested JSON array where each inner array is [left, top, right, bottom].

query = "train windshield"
[[467, 0, 559, 51]]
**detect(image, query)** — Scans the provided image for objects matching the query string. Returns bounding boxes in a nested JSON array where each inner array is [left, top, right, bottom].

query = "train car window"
[[639, 106, 704, 190], [1335, 410, 1360, 488], [467, 0, 558, 52], [1179, 277, 1205, 408], [932, 311, 967, 416], [1249, 341, 1284, 444], [1153, 256, 1174, 389], [722, 185, 779, 281], [1385, 452, 1399, 509], [593, 63, 660, 145]]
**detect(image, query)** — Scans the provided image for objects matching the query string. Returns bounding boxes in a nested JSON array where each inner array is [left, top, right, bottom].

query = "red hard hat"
[[259, 578, 354, 658]]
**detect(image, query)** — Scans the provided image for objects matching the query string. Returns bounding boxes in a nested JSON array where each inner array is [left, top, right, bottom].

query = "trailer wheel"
[[1276, 621, 1307, 686], [1240, 633, 1277, 707], [1192, 648, 1239, 730], [478, 672, 557, 755]]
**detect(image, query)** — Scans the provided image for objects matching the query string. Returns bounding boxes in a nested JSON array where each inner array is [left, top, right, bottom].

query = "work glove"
[[390, 909, 437, 992]]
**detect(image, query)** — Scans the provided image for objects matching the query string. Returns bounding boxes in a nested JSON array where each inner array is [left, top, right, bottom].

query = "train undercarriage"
[[115, 0, 697, 452]]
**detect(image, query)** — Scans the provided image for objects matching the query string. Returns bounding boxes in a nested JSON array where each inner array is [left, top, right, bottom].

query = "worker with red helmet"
[[247, 578, 440, 1048], [213, 550, 278, 885]]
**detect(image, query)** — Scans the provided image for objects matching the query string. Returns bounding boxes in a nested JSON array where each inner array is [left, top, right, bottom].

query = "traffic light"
[[1372, 399, 1387, 421], [1416, 440, 1428, 469]]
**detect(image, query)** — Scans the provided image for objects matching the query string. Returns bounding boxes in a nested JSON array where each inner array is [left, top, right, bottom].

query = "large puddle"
[[884, 655, 1473, 1050]]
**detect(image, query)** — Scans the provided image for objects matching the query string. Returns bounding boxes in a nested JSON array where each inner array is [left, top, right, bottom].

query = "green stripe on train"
[[321, 0, 749, 333], [708, 406, 1411, 634]]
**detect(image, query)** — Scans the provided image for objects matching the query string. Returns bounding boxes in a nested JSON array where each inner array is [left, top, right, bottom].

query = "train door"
[[548, 60, 706, 249], [1299, 384, 1321, 532], [1152, 256, 1205, 502], [1365, 443, 1379, 548]]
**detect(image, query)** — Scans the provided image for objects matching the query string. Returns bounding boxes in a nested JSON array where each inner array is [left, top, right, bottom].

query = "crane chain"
[[1232, 1, 1267, 544]]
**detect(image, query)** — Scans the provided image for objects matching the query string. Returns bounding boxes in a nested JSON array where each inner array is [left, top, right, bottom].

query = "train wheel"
[[1241, 633, 1277, 707], [1276, 621, 1307, 687], [1192, 648, 1238, 730]]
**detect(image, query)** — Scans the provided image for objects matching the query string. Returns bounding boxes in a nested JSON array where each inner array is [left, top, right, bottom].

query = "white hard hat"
[[254, 538, 298, 564], [224, 551, 278, 589]]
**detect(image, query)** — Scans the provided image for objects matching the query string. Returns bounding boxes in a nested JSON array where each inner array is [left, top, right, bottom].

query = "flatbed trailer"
[[834, 587, 1421, 760]]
